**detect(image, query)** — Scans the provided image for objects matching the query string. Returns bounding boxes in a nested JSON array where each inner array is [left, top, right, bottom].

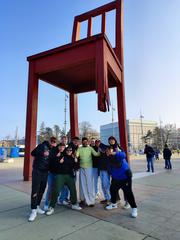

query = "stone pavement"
[[0, 157, 180, 240]]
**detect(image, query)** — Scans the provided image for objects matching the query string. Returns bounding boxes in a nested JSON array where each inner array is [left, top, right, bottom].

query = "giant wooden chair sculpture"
[[24, 0, 128, 181]]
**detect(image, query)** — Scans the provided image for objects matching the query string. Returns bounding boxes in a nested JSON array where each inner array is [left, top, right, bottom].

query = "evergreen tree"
[[39, 122, 46, 143]]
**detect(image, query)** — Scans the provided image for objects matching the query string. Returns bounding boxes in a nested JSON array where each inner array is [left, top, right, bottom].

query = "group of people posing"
[[28, 135, 138, 222]]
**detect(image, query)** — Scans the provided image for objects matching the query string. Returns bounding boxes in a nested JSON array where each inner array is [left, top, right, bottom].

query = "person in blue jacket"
[[105, 147, 138, 218]]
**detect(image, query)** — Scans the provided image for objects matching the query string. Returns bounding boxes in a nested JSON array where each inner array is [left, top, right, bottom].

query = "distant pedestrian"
[[155, 149, 160, 160], [28, 141, 51, 222], [163, 144, 172, 170], [144, 144, 155, 172]]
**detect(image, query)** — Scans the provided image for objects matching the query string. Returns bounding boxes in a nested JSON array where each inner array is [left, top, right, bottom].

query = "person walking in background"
[[155, 149, 160, 160], [163, 144, 172, 170], [76, 137, 100, 207], [105, 147, 138, 218], [144, 144, 155, 172], [28, 141, 51, 222]]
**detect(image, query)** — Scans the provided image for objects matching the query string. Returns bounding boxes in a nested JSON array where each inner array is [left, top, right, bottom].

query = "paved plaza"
[[0, 156, 180, 240]]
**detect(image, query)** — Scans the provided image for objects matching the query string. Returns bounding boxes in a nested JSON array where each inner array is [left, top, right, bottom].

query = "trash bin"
[[10, 147, 19, 158], [0, 148, 3, 160], [0, 147, 8, 160]]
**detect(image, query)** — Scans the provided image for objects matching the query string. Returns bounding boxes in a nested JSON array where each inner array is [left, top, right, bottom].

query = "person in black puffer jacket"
[[44, 143, 66, 210], [46, 146, 82, 215], [28, 141, 51, 222], [144, 144, 155, 172], [90, 138, 100, 199], [163, 144, 172, 169], [98, 149, 111, 204]]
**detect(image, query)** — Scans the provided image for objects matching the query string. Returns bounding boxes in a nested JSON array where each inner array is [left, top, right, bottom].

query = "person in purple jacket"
[[105, 147, 138, 218]]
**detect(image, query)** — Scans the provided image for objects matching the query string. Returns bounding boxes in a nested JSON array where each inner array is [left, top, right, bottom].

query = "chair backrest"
[[72, 0, 123, 64]]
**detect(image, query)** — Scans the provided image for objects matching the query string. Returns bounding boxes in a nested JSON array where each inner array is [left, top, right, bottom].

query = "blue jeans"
[[44, 172, 56, 207], [147, 157, 154, 172], [165, 159, 172, 169], [58, 185, 69, 202], [92, 168, 99, 196], [100, 170, 111, 201]]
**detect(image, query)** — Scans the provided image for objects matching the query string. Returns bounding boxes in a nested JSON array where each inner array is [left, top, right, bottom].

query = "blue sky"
[[1, 0, 180, 139]]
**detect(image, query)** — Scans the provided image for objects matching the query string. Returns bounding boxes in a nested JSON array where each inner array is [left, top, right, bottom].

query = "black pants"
[[110, 178, 137, 208], [31, 169, 48, 209]]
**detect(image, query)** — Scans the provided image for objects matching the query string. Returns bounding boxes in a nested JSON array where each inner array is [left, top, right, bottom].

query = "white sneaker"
[[62, 200, 69, 206], [71, 204, 82, 210], [37, 206, 45, 214], [105, 203, 118, 210], [131, 208, 138, 218], [123, 201, 130, 209], [46, 207, 54, 216], [28, 209, 37, 222], [57, 200, 69, 206]]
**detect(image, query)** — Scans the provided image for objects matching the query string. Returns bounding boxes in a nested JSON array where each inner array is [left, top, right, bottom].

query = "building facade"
[[100, 119, 157, 152]]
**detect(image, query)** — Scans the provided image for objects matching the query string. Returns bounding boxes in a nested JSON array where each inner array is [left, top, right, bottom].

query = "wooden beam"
[[75, 1, 116, 22], [23, 62, 39, 181], [87, 17, 92, 37], [101, 13, 106, 33], [70, 93, 79, 137]]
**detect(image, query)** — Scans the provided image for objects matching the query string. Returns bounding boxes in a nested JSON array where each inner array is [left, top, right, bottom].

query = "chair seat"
[[27, 33, 122, 95]]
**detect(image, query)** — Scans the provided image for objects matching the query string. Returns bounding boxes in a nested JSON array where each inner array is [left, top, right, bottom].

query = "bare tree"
[[79, 121, 92, 138], [142, 130, 153, 143], [163, 124, 174, 144]]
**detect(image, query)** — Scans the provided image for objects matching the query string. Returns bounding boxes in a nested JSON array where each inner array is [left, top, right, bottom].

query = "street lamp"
[[64, 92, 68, 135], [112, 102, 115, 136], [140, 111, 144, 148]]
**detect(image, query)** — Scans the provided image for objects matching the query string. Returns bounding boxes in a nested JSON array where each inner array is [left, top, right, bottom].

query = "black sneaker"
[[100, 199, 108, 204]]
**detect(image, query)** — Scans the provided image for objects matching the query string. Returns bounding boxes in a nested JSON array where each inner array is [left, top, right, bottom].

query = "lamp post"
[[112, 103, 115, 136], [64, 92, 68, 135], [140, 112, 144, 149]]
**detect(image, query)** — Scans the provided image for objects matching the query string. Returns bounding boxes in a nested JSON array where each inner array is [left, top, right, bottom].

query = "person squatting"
[[28, 136, 138, 222]]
